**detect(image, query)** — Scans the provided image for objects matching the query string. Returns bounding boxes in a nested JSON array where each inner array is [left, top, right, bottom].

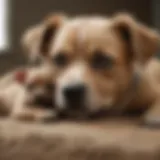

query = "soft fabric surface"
[[0, 118, 160, 160]]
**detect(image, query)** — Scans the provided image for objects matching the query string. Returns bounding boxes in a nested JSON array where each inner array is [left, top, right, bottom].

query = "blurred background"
[[0, 0, 159, 73]]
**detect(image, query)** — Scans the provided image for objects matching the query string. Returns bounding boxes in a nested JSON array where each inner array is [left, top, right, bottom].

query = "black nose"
[[63, 85, 86, 108]]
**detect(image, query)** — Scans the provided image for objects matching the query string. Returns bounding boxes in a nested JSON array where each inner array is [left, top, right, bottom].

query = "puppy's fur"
[[0, 66, 56, 122], [21, 13, 66, 64], [24, 13, 160, 126]]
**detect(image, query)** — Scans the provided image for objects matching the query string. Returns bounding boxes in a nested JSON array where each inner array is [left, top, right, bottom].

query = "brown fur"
[[21, 13, 66, 63]]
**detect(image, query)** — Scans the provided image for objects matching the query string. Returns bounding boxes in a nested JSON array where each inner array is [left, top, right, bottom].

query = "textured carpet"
[[0, 118, 160, 160]]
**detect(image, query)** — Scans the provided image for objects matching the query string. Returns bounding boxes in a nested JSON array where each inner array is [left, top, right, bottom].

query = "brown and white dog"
[[0, 66, 56, 122], [23, 13, 160, 126]]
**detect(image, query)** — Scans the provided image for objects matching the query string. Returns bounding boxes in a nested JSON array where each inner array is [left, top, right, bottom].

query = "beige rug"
[[0, 118, 159, 160]]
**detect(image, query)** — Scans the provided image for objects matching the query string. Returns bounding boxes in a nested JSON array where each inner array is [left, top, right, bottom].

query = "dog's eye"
[[52, 53, 68, 67], [91, 51, 114, 70]]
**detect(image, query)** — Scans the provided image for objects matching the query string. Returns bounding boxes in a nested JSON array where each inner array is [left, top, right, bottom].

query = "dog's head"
[[14, 66, 55, 108], [33, 13, 159, 116]]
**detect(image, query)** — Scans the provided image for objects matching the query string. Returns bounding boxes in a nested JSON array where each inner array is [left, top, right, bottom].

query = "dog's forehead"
[[52, 17, 114, 53]]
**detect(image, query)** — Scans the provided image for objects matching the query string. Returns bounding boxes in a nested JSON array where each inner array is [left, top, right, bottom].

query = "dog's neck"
[[113, 71, 141, 114], [119, 62, 157, 114]]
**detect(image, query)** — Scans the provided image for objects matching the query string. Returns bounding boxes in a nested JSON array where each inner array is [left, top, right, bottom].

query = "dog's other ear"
[[21, 24, 44, 62], [14, 70, 27, 84], [39, 13, 66, 56], [112, 13, 159, 65], [21, 24, 44, 63], [21, 13, 66, 61]]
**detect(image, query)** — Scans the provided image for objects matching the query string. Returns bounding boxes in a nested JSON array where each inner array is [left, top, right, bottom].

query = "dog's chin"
[[57, 105, 114, 121], [56, 105, 90, 120]]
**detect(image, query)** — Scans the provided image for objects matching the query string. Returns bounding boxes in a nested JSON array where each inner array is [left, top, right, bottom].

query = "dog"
[[23, 13, 160, 126], [0, 65, 56, 122]]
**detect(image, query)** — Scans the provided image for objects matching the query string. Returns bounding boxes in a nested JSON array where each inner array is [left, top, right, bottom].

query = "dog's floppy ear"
[[21, 13, 66, 61], [39, 13, 66, 56], [21, 24, 44, 61], [112, 13, 159, 64]]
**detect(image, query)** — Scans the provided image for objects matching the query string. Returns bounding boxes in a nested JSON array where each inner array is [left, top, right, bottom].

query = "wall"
[[152, 0, 160, 28]]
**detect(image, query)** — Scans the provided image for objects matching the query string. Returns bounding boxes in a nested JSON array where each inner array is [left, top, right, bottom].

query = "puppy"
[[26, 13, 160, 126], [0, 66, 56, 122]]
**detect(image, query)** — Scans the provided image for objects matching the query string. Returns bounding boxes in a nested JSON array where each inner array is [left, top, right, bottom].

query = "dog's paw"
[[11, 109, 57, 123], [11, 112, 35, 122], [36, 110, 58, 123]]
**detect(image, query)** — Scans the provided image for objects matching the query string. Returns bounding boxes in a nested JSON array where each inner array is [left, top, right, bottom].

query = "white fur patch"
[[55, 62, 85, 109]]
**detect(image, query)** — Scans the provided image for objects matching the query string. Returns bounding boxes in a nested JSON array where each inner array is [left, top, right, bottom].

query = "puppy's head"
[[38, 13, 159, 116], [14, 67, 55, 108]]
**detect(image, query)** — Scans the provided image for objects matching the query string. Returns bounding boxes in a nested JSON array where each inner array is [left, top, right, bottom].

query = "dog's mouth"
[[57, 104, 90, 120], [57, 105, 114, 120]]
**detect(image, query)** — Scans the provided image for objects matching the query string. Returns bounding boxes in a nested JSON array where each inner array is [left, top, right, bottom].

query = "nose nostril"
[[63, 85, 86, 105]]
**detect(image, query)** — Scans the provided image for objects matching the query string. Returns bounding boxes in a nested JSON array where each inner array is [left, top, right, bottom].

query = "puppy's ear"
[[21, 13, 66, 61], [39, 13, 66, 56], [21, 24, 44, 61], [14, 70, 27, 84], [112, 13, 159, 64]]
